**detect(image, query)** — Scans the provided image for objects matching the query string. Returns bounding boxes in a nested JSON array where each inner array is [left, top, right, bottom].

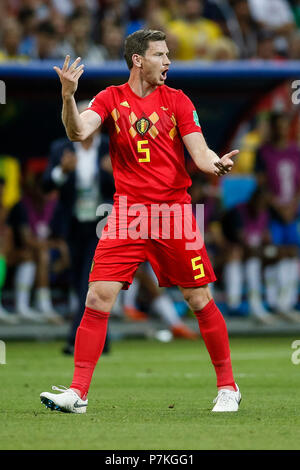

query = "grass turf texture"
[[0, 337, 299, 450]]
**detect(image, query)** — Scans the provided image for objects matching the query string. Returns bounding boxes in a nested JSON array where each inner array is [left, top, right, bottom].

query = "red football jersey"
[[88, 83, 202, 205]]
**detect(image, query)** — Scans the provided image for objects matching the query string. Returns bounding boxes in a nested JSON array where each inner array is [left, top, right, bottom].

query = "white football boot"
[[0, 306, 19, 324], [17, 307, 46, 323], [40, 386, 88, 413], [212, 383, 241, 412]]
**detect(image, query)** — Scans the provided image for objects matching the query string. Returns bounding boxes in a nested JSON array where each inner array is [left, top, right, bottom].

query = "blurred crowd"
[[2, 0, 300, 62], [0, 0, 300, 342]]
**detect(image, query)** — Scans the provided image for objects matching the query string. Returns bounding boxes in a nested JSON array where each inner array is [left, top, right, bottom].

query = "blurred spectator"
[[7, 170, 67, 323], [30, 20, 60, 60], [255, 111, 300, 321], [203, 0, 231, 33], [248, 0, 296, 56], [167, 0, 223, 60], [125, 0, 180, 35], [255, 29, 277, 60], [57, 9, 106, 63], [289, 0, 300, 28], [231, 116, 267, 174], [0, 155, 22, 210], [43, 101, 114, 354], [289, 30, 300, 58], [228, 0, 259, 58], [0, 178, 19, 325], [18, 7, 38, 57], [124, 0, 147, 35], [52, 0, 99, 17], [51, 12, 68, 47], [202, 0, 259, 58], [100, 23, 124, 60], [248, 0, 295, 36], [208, 36, 239, 60], [98, 0, 125, 29], [0, 17, 28, 61], [221, 188, 276, 324]]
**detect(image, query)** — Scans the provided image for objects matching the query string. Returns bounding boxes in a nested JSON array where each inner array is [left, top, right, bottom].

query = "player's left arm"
[[182, 131, 239, 176]]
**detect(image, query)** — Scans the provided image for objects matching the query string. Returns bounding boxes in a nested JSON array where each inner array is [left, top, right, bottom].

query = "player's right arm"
[[53, 55, 101, 141]]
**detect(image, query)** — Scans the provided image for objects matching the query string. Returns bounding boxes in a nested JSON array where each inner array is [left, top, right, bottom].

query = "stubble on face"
[[141, 40, 170, 86]]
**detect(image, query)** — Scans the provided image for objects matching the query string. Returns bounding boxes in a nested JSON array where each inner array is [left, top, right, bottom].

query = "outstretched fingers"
[[53, 56, 84, 81], [53, 66, 62, 77], [73, 64, 85, 78], [73, 69, 85, 81], [62, 54, 70, 72], [69, 57, 82, 72]]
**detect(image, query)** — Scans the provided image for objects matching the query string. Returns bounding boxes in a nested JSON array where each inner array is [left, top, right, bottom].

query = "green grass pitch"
[[0, 336, 299, 450]]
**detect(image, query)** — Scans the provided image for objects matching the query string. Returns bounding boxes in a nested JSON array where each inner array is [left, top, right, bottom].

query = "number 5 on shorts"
[[138, 140, 150, 162], [191, 256, 205, 280]]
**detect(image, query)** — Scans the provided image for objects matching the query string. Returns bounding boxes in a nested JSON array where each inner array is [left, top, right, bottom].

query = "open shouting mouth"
[[160, 68, 169, 81]]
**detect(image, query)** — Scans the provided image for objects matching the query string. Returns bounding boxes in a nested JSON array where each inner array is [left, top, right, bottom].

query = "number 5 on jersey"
[[138, 140, 150, 163], [191, 256, 205, 280]]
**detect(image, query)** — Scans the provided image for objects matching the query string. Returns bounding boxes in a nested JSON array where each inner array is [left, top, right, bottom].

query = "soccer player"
[[40, 29, 241, 413]]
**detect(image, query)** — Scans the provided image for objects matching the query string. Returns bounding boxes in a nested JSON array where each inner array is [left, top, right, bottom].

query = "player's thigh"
[[90, 229, 146, 285], [86, 280, 124, 312], [147, 233, 216, 289]]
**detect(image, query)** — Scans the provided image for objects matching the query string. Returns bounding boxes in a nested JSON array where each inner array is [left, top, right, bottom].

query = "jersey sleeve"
[[175, 90, 202, 137], [86, 88, 111, 123]]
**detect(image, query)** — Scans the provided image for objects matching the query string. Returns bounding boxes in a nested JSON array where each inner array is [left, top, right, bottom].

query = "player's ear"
[[132, 54, 142, 68]]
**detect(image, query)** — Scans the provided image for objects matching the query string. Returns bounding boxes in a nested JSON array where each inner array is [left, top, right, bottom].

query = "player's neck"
[[127, 74, 157, 98]]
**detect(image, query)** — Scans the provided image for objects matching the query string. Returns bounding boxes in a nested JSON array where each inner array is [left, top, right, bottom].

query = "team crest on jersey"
[[136, 117, 150, 136]]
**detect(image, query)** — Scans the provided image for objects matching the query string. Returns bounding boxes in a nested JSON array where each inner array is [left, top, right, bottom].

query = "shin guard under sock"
[[195, 299, 236, 389], [70, 306, 110, 399]]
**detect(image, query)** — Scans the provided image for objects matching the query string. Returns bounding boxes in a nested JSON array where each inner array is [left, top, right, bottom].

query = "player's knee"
[[182, 285, 212, 311], [86, 285, 115, 312]]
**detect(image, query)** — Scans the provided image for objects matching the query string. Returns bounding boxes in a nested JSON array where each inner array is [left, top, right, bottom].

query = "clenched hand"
[[214, 150, 239, 176]]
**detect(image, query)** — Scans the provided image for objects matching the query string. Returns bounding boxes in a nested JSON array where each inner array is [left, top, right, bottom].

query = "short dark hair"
[[124, 29, 166, 69]]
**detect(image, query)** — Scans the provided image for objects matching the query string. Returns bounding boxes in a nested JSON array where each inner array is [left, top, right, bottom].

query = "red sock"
[[70, 306, 109, 400], [195, 299, 236, 390]]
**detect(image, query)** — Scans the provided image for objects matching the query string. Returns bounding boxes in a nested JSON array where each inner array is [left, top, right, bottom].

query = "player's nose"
[[164, 53, 171, 66]]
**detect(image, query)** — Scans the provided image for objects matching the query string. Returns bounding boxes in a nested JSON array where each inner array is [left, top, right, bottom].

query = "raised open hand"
[[53, 55, 85, 98], [214, 149, 239, 176]]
